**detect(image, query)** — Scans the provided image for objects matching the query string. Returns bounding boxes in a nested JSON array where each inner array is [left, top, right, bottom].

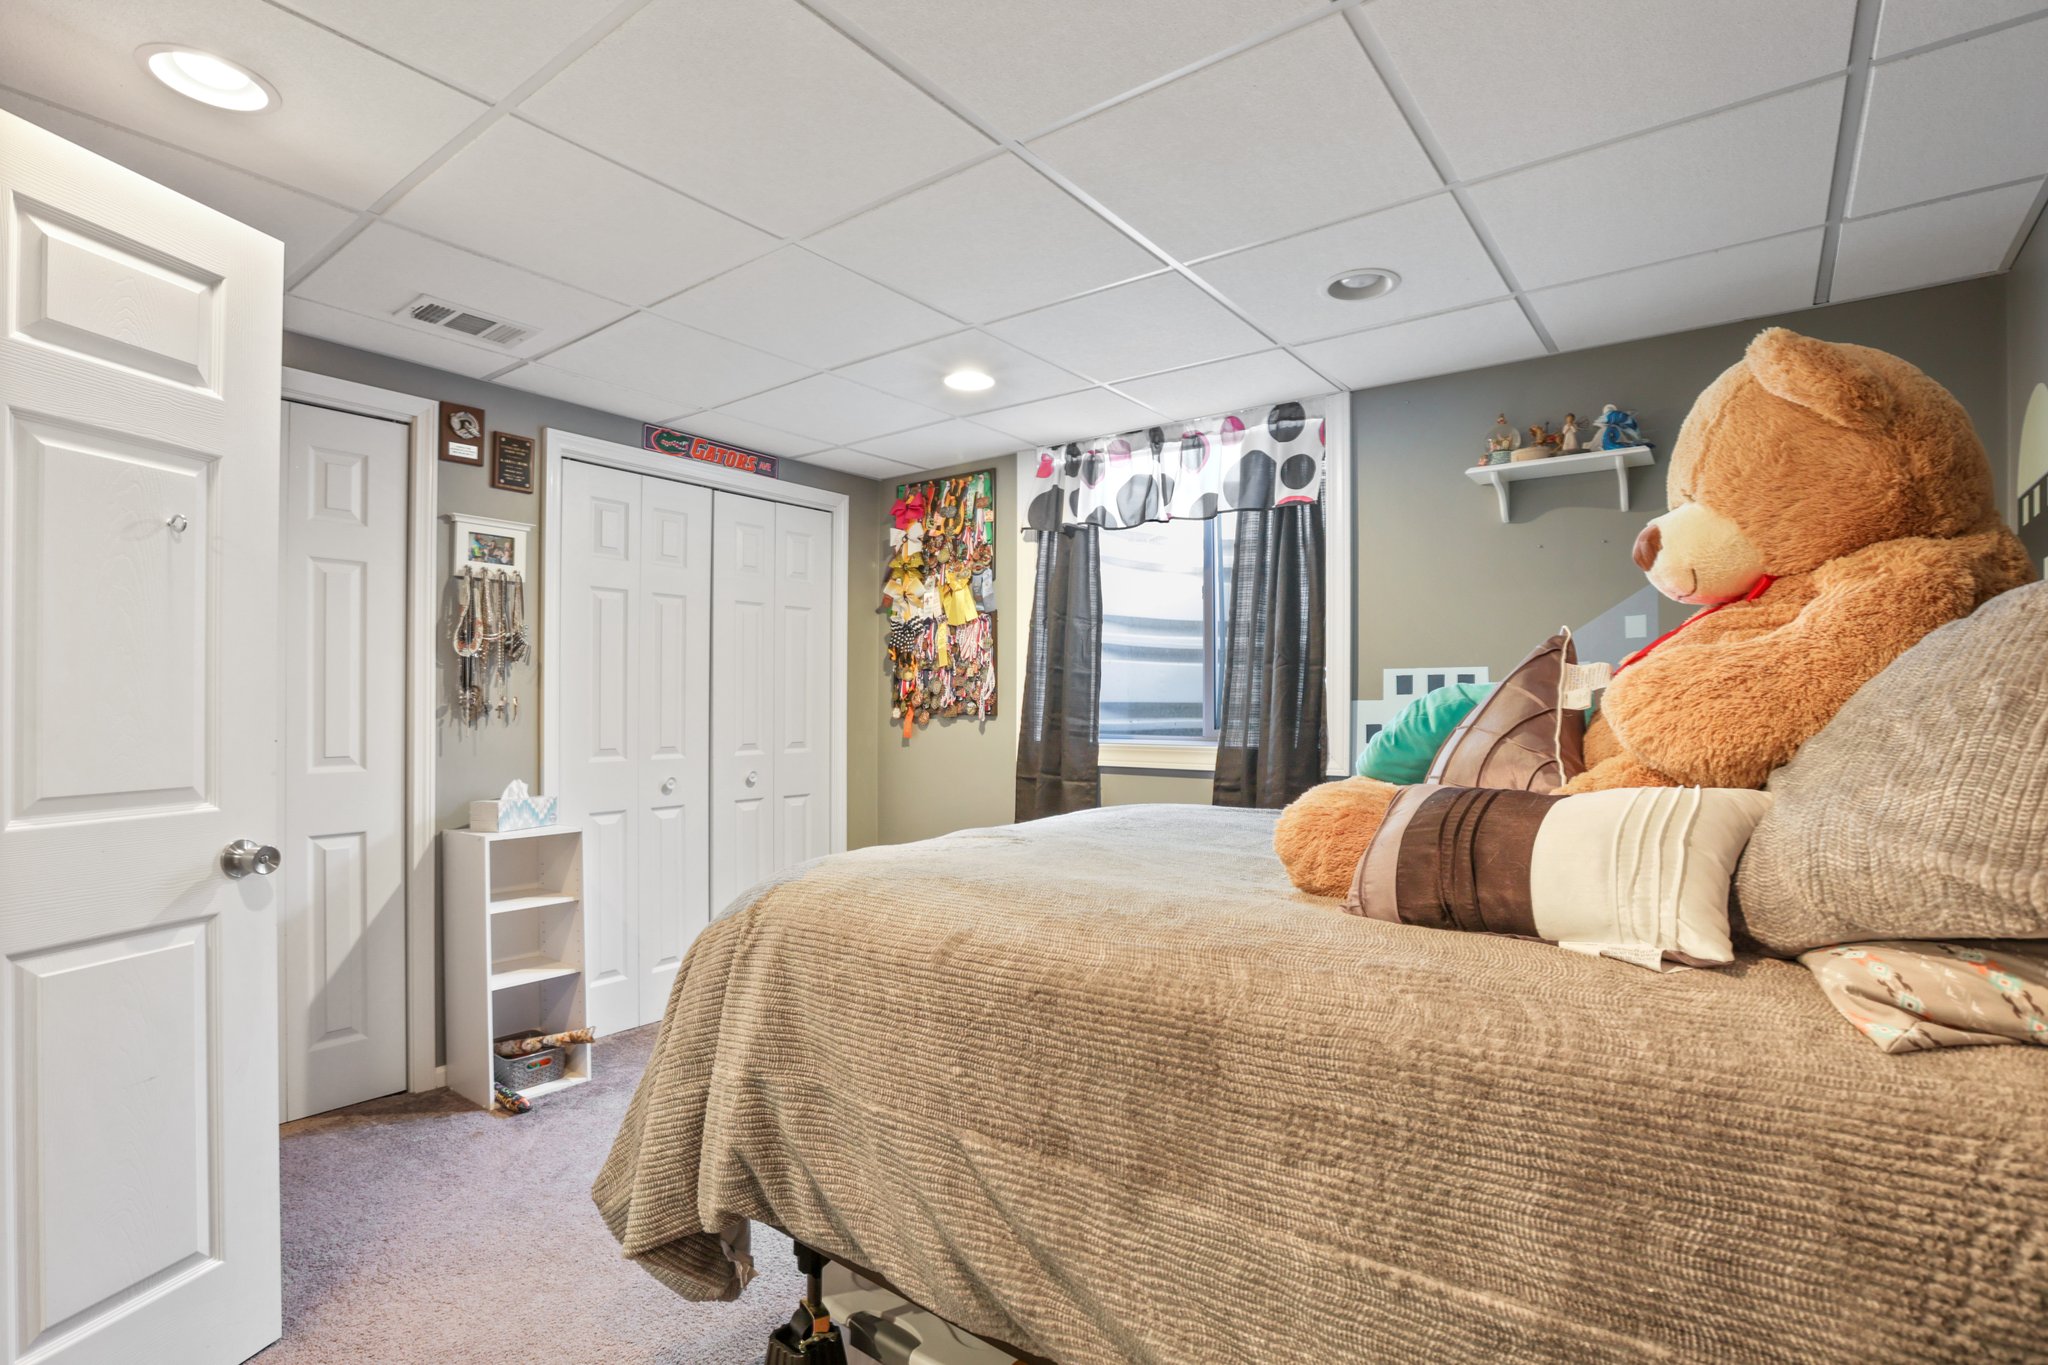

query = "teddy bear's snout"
[[1632, 522, 1662, 571]]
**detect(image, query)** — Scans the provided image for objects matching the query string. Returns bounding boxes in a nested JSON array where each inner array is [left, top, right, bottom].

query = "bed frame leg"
[[764, 1242, 847, 1365]]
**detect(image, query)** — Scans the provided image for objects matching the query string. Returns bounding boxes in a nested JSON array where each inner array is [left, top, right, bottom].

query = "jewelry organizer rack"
[[445, 513, 532, 726]]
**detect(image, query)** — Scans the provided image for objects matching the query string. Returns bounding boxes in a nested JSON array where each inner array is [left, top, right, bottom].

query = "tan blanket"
[[594, 806, 2048, 1363]]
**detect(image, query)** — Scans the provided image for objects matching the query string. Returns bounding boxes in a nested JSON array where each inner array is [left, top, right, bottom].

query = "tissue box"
[[469, 790, 557, 832]]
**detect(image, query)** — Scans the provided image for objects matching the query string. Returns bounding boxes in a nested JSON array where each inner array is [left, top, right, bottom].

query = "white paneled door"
[[279, 403, 408, 1121], [0, 109, 285, 1365]]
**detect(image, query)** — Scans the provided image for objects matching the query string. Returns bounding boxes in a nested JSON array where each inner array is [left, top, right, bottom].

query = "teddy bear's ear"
[[1744, 327, 1893, 430]]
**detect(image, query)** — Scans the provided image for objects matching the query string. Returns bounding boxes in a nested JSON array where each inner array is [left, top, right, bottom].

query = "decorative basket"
[[493, 1044, 566, 1092]]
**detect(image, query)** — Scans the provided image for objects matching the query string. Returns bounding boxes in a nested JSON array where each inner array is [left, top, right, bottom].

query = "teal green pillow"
[[1357, 683, 1495, 784]]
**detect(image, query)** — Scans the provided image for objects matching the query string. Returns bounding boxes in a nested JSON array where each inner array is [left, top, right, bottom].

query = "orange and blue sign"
[[642, 423, 779, 478]]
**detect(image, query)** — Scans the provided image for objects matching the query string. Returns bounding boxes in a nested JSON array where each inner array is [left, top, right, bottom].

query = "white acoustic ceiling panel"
[[834, 331, 1088, 415], [1028, 17, 1441, 262], [519, 0, 990, 236], [1115, 350, 1336, 426], [985, 273, 1269, 382], [975, 388, 1164, 446], [1850, 15, 2048, 214], [0, 88, 355, 275], [1469, 80, 1844, 291], [294, 222, 632, 356], [1366, 0, 1858, 179], [855, 419, 1024, 466], [1872, 0, 2048, 56], [1527, 229, 1825, 353], [820, 0, 1320, 136], [711, 373, 946, 446], [1292, 299, 1544, 391], [268, 0, 622, 101], [1194, 194, 1506, 343], [1833, 181, 2042, 300], [0, 0, 485, 207], [386, 120, 776, 306], [543, 313, 809, 409], [802, 448, 923, 480], [285, 297, 511, 378], [492, 364, 681, 424], [805, 155, 1164, 323], [664, 409, 830, 458], [654, 247, 956, 369]]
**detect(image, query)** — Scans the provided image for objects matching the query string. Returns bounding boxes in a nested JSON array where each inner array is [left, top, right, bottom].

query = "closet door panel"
[[710, 493, 778, 914], [775, 503, 834, 869], [556, 460, 641, 1037], [636, 478, 710, 1023]]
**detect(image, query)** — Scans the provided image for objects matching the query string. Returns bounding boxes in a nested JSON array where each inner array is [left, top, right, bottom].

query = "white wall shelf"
[[443, 825, 590, 1111], [1464, 445, 1653, 523]]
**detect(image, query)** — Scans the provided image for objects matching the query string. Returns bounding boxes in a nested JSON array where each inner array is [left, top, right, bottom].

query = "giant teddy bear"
[[1276, 327, 2037, 898]]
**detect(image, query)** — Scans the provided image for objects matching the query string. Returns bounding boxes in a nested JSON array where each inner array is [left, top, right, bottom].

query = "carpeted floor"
[[259, 1025, 797, 1364]]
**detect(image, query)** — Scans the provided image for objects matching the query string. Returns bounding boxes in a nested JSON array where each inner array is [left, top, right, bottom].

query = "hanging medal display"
[[445, 513, 533, 729], [882, 469, 996, 739]]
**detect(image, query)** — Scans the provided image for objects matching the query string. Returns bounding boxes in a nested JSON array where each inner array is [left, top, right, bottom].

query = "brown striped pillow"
[[1344, 784, 1775, 970]]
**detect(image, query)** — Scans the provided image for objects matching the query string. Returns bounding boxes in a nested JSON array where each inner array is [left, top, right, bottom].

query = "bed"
[[594, 805, 2048, 1363]]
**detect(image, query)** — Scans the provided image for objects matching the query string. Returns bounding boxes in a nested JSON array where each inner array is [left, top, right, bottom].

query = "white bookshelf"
[[1465, 444, 1653, 522], [442, 825, 591, 1110]]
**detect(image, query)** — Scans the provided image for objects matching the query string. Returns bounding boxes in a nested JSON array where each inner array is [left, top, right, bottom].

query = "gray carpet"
[[261, 1025, 797, 1364]]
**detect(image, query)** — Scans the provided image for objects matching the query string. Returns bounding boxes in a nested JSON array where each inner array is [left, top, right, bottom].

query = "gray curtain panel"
[[1213, 498, 1326, 808], [1015, 524, 1103, 820]]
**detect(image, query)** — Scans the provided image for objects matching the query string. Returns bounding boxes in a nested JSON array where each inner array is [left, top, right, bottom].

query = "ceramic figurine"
[[1591, 403, 1643, 450], [1558, 412, 1581, 453]]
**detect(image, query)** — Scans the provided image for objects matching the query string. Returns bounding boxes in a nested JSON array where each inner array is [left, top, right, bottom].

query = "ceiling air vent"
[[394, 294, 538, 349]]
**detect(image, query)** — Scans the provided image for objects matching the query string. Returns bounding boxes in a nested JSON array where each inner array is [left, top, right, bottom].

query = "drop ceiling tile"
[[1874, 0, 2048, 55], [492, 363, 680, 424], [519, 0, 990, 237], [386, 120, 774, 306], [1366, 0, 1856, 179], [805, 155, 1164, 323], [1833, 181, 2041, 300], [1028, 17, 1440, 261], [0, 89, 355, 274], [294, 222, 632, 356], [1850, 15, 2048, 214], [1292, 300, 1544, 390], [664, 410, 830, 458], [542, 313, 810, 409], [269, 0, 618, 101], [985, 274, 1269, 382], [855, 419, 1024, 464], [1193, 194, 1506, 344], [1115, 350, 1334, 423], [0, 0, 485, 207], [1469, 81, 1843, 291], [713, 374, 947, 446], [821, 0, 1320, 135], [834, 331, 1088, 415], [284, 297, 511, 378], [1527, 229, 1824, 353], [653, 247, 956, 369], [974, 388, 1164, 447], [801, 448, 923, 480]]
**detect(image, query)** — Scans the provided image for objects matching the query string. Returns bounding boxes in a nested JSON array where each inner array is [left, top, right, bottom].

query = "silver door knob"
[[744, 771, 759, 788], [221, 839, 281, 879], [660, 777, 677, 794], [165, 513, 189, 533]]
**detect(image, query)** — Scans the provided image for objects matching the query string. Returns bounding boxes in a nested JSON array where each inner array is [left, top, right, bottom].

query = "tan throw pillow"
[[1801, 940, 2048, 1053], [1736, 582, 2048, 954], [1425, 630, 1585, 791], [1345, 784, 1774, 970]]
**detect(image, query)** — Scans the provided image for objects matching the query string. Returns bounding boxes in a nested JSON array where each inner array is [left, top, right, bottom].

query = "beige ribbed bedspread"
[[594, 805, 2048, 1363]]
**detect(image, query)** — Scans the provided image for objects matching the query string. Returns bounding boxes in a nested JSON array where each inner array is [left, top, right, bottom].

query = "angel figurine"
[[1558, 412, 1581, 453]]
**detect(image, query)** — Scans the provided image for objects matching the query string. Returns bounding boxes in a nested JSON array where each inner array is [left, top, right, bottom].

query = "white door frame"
[[279, 368, 442, 1094], [539, 428, 851, 858]]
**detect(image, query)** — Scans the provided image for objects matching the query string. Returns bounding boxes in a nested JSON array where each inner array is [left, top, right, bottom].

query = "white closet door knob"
[[744, 771, 759, 788], [660, 777, 677, 794]]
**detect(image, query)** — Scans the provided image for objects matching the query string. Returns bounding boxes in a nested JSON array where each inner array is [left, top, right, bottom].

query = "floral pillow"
[[1800, 940, 2048, 1053]]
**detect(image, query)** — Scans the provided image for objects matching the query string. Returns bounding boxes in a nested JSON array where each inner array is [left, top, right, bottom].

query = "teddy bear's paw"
[[1274, 777, 1399, 898]]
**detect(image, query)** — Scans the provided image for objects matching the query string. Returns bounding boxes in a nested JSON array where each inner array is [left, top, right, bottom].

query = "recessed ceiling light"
[[138, 45, 277, 112], [1326, 268, 1400, 302], [944, 368, 995, 393]]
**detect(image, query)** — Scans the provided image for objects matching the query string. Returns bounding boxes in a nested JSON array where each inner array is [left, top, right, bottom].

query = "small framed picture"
[[439, 401, 486, 466], [491, 432, 535, 493]]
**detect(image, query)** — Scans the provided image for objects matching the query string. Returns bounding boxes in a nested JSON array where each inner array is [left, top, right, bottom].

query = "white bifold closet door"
[[556, 460, 711, 1035], [710, 493, 833, 913]]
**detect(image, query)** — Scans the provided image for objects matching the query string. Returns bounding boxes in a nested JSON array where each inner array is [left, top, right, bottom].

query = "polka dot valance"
[[1023, 399, 1326, 535]]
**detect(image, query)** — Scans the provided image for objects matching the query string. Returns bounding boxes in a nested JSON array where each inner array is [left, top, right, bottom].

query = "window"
[[1099, 515, 1235, 741]]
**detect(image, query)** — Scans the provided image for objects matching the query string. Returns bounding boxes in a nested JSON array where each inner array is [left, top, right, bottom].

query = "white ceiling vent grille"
[[394, 294, 538, 349]]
